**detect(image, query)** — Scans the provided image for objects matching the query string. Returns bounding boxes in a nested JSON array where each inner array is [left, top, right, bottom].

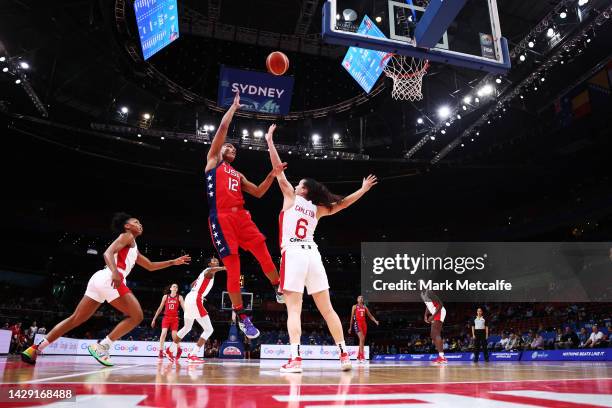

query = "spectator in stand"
[[522, 331, 535, 351], [496, 333, 509, 351], [578, 327, 589, 347], [529, 333, 545, 350], [506, 333, 520, 351], [28, 321, 38, 344], [581, 325, 605, 348], [37, 326, 46, 335], [555, 326, 579, 349]]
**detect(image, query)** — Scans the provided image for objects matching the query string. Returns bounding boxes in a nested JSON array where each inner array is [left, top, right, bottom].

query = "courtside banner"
[[0, 330, 11, 354], [218, 66, 295, 115], [33, 335, 199, 357], [261, 344, 368, 360], [373, 352, 520, 362], [522, 348, 612, 361], [361, 242, 612, 302]]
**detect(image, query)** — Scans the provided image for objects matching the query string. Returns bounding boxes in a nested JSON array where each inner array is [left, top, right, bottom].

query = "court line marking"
[[20, 363, 149, 384], [5, 377, 611, 387]]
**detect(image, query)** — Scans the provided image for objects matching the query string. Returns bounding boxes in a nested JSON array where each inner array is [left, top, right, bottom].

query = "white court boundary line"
[[5, 377, 611, 387], [20, 363, 149, 384]]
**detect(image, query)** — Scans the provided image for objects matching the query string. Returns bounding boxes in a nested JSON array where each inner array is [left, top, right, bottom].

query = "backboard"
[[322, 0, 510, 74]]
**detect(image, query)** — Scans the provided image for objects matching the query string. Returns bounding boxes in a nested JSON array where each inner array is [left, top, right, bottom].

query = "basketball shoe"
[[280, 357, 303, 373]]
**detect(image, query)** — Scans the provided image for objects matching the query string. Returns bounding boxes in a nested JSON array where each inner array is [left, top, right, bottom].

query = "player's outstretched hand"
[[265, 124, 277, 142], [361, 174, 378, 192], [151, 320, 156, 328], [375, 320, 380, 326], [232, 92, 242, 109], [172, 255, 191, 266], [271, 162, 288, 177]]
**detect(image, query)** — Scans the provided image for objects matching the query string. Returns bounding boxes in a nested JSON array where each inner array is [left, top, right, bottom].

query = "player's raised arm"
[[204, 266, 226, 279], [206, 92, 241, 172], [317, 175, 378, 218], [136, 253, 191, 272], [265, 124, 294, 201], [240, 163, 287, 199]]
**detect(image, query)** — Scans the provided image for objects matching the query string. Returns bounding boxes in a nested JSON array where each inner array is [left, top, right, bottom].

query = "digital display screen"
[[133, 0, 179, 60], [341, 16, 390, 93]]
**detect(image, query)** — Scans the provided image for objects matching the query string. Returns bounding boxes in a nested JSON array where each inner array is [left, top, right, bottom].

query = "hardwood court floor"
[[1, 355, 611, 407]]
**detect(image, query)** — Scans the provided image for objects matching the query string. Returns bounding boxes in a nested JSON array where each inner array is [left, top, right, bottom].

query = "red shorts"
[[161, 316, 179, 331], [209, 209, 266, 258], [354, 320, 368, 337]]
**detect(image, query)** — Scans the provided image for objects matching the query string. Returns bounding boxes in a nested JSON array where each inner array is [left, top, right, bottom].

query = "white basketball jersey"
[[190, 269, 215, 301], [279, 195, 318, 250], [105, 243, 138, 277]]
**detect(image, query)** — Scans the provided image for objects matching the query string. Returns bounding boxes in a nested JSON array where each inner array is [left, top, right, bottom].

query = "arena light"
[[540, 77, 545, 82], [19, 61, 29, 69], [461, 143, 465, 147], [312, 133, 321, 143], [445, 122, 450, 127], [288, 151, 292, 154], [143, 113, 151, 120], [437, 106, 451, 119], [547, 28, 555, 38], [476, 131, 480, 136], [441, 129, 446, 135], [333, 133, 340, 140], [519, 54, 526, 62], [495, 78, 502, 84], [208, 124, 215, 131], [0, 56, 5, 62], [560, 10, 568, 19], [183, 139, 188, 143], [474, 97, 480, 103], [477, 84, 494, 97], [416, 117, 424, 125], [463, 96, 472, 104], [254, 130, 264, 138], [375, 16, 382, 23], [160, 136, 165, 140], [462, 105, 467, 110], [520, 95, 524, 99], [137, 133, 142, 137], [2, 67, 7, 73], [430, 136, 436, 141], [15, 79, 21, 84], [578, 0, 589, 5], [528, 40, 535, 48], [456, 114, 461, 119], [242, 129, 248, 136], [120, 106, 129, 114]]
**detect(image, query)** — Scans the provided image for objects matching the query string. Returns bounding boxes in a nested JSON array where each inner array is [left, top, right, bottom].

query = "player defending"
[[421, 289, 447, 364], [21, 213, 190, 366], [205, 92, 286, 339], [151, 283, 184, 359], [167, 257, 226, 363], [348, 295, 379, 363], [265, 124, 377, 372]]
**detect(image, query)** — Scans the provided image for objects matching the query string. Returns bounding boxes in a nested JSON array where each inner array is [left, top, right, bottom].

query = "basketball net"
[[382, 53, 429, 102]]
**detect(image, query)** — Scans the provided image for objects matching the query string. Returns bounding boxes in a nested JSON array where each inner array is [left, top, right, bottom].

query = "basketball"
[[266, 51, 289, 76]]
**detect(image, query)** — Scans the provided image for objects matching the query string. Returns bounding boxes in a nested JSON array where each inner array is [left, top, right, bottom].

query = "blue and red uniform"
[[353, 304, 368, 336], [205, 161, 267, 258], [161, 294, 180, 331]]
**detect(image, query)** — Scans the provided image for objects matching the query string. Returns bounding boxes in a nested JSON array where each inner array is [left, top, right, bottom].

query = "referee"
[[472, 307, 489, 362]]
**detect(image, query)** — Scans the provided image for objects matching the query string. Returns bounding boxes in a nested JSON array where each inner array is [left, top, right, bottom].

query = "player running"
[[21, 212, 190, 366], [205, 92, 287, 339], [151, 283, 185, 359], [348, 295, 379, 363], [265, 125, 377, 373], [421, 289, 447, 364], [166, 257, 225, 363]]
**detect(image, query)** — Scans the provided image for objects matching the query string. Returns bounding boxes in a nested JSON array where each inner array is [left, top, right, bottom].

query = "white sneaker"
[[280, 357, 303, 373], [340, 352, 352, 371]]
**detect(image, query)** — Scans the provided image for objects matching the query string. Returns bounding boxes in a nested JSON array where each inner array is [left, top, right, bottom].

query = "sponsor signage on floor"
[[373, 349, 611, 361], [0, 330, 11, 354]]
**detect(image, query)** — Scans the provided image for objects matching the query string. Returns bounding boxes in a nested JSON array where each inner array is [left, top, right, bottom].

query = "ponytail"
[[302, 178, 343, 210]]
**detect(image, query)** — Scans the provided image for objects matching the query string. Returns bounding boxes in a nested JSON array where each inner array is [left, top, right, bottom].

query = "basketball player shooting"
[[204, 91, 287, 339]]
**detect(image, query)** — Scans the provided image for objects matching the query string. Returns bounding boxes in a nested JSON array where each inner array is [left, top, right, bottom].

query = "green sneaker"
[[87, 343, 113, 367], [21, 345, 39, 365]]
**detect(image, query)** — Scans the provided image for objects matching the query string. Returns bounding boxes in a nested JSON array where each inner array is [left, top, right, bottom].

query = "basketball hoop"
[[381, 53, 429, 101]]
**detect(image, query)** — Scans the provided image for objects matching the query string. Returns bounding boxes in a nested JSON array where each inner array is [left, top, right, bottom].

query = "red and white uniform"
[[177, 269, 216, 341], [184, 271, 215, 319], [425, 300, 446, 322], [161, 295, 180, 331], [279, 195, 328, 295], [85, 243, 138, 303], [206, 161, 266, 258], [353, 304, 368, 336]]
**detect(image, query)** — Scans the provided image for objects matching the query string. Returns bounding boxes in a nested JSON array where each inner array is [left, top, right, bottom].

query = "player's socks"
[[37, 338, 50, 352], [290, 344, 300, 359], [100, 336, 114, 349], [234, 305, 260, 339], [195, 345, 203, 356], [336, 341, 347, 354], [439, 352, 444, 358]]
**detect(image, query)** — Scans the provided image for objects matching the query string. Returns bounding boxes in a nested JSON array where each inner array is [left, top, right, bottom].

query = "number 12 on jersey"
[[228, 178, 239, 192]]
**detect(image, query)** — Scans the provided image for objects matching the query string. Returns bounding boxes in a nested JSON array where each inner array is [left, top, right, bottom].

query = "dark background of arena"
[[0, 0, 610, 356]]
